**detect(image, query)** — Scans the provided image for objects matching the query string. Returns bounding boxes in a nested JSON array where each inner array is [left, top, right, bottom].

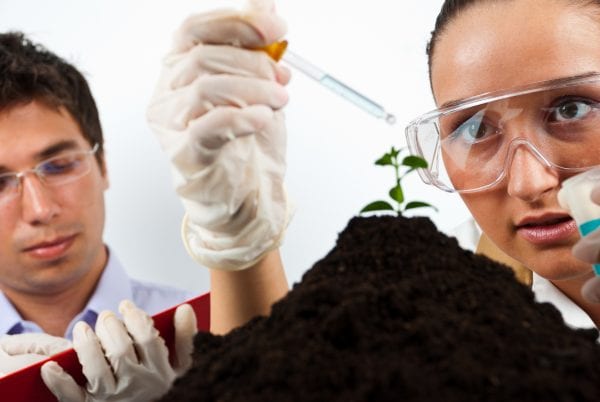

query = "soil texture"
[[161, 216, 600, 401]]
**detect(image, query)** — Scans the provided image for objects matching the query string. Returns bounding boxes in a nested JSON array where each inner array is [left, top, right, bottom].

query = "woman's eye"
[[550, 100, 594, 122], [451, 113, 493, 144], [460, 121, 486, 141]]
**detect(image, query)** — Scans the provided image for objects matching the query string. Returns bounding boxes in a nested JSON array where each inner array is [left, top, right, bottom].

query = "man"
[[0, 30, 200, 399], [0, 0, 291, 395], [0, 34, 197, 337]]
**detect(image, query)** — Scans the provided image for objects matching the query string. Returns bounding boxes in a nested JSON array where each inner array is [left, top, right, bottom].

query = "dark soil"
[[160, 216, 600, 402]]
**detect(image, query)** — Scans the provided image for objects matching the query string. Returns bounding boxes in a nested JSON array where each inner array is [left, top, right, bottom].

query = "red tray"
[[0, 292, 210, 402]]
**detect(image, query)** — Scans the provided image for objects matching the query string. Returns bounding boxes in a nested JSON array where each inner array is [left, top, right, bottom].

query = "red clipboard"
[[0, 292, 210, 402]]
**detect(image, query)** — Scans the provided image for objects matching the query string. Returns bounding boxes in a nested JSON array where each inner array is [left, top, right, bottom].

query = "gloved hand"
[[571, 184, 600, 303], [147, 0, 292, 271], [0, 333, 71, 377], [40, 300, 197, 402]]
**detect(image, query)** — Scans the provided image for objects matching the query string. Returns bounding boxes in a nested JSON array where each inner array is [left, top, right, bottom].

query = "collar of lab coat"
[[458, 218, 596, 329], [531, 272, 596, 330]]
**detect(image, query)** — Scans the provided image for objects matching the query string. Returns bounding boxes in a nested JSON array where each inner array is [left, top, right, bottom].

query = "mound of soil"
[[161, 216, 600, 401]]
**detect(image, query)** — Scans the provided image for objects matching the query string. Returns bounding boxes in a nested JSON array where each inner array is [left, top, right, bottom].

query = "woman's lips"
[[516, 218, 577, 245], [23, 235, 76, 260]]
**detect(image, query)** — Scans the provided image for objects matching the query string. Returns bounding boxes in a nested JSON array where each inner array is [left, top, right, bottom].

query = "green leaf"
[[404, 201, 438, 212], [401, 155, 428, 169], [360, 200, 395, 213], [375, 153, 393, 166], [390, 147, 400, 158], [389, 184, 404, 204]]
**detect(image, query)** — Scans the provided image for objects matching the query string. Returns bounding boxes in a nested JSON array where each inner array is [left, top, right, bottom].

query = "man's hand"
[[40, 300, 197, 402], [147, 0, 292, 271], [0, 333, 71, 377]]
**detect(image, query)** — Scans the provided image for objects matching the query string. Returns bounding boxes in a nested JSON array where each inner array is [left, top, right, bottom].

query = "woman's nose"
[[506, 144, 559, 203]]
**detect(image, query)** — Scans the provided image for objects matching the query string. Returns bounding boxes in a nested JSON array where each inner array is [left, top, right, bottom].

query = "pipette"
[[262, 41, 396, 125]]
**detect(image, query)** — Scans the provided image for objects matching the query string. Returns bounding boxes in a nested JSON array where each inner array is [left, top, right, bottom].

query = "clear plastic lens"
[[405, 73, 600, 193], [0, 174, 17, 194], [0, 144, 98, 202], [38, 153, 87, 179]]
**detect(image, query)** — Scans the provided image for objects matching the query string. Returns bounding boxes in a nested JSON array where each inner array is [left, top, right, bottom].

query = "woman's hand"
[[571, 184, 600, 303], [147, 0, 293, 272]]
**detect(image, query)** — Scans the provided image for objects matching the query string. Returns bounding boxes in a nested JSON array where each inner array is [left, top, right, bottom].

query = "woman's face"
[[430, 0, 600, 280]]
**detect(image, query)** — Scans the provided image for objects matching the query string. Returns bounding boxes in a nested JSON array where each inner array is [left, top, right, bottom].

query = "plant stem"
[[392, 154, 402, 215]]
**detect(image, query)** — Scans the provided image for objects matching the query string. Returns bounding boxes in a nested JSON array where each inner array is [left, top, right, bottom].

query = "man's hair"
[[0, 31, 104, 165]]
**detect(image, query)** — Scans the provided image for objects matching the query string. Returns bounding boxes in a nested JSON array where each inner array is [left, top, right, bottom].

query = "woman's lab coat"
[[454, 219, 595, 329]]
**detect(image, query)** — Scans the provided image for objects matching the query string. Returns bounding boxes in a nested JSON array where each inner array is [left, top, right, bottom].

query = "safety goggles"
[[405, 72, 600, 193]]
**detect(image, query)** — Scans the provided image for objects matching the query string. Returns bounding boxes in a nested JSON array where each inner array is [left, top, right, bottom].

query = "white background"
[[0, 0, 471, 293]]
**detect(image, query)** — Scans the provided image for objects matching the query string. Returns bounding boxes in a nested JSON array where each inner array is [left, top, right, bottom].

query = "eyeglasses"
[[405, 72, 600, 193], [0, 143, 99, 205]]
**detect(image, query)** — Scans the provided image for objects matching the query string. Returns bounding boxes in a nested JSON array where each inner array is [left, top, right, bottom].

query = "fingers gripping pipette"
[[262, 41, 397, 125]]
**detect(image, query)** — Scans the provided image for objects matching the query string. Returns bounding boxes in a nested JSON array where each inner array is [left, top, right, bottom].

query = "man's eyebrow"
[[36, 140, 80, 160], [0, 140, 81, 174]]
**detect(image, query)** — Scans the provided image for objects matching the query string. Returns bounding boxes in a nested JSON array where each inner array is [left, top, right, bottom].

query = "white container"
[[558, 167, 600, 275]]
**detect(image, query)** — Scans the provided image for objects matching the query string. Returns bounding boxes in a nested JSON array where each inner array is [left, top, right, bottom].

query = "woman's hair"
[[0, 31, 104, 166], [427, 0, 600, 81], [426, 0, 492, 81]]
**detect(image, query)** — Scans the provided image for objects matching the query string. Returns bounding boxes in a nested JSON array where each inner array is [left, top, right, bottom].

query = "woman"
[[151, 0, 600, 332], [408, 0, 600, 329]]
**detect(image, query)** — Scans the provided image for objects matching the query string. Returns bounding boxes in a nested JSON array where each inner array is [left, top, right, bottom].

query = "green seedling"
[[360, 146, 437, 216]]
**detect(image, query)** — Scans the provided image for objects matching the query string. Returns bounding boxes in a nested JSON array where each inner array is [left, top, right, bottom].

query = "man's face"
[[0, 101, 108, 296]]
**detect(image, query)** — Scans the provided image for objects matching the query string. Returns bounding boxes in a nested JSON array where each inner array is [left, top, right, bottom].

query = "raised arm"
[[147, 0, 291, 334], [210, 250, 287, 334]]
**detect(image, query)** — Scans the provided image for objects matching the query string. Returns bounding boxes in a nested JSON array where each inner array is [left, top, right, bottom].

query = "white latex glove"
[[0, 333, 71, 377], [147, 0, 292, 271], [571, 185, 600, 303], [40, 300, 197, 402]]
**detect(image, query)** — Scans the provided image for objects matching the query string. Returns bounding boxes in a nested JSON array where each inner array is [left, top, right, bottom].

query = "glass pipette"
[[262, 41, 397, 125]]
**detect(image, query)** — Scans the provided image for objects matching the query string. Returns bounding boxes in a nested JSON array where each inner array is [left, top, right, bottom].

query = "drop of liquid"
[[385, 114, 397, 125]]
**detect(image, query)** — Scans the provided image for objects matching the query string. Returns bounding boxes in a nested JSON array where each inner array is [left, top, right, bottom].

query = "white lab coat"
[[452, 218, 596, 330]]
